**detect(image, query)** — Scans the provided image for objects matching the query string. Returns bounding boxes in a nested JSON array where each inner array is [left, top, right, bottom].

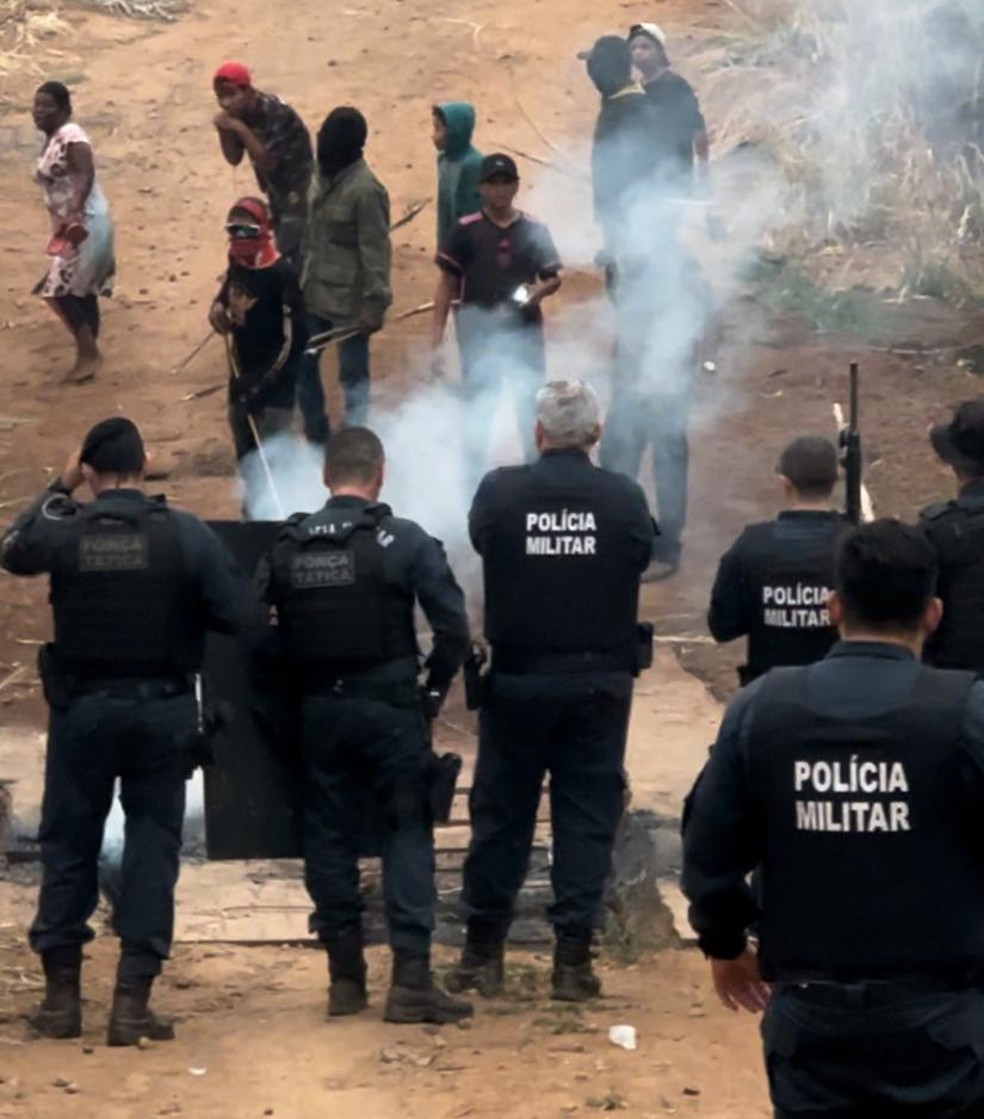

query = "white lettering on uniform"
[[524, 507, 597, 559], [761, 584, 833, 629], [791, 755, 912, 834]]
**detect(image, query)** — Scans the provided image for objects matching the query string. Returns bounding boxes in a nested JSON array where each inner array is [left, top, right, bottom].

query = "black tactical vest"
[[921, 503, 984, 672], [271, 504, 417, 669], [742, 517, 841, 681], [482, 488, 639, 667], [747, 664, 984, 981], [49, 499, 200, 673]]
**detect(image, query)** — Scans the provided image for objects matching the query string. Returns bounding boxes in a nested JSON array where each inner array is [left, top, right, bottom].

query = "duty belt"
[[491, 649, 632, 675], [72, 676, 192, 702], [306, 677, 421, 709], [775, 973, 978, 1007]]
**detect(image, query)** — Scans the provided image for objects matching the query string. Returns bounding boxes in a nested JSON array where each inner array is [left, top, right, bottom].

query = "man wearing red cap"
[[212, 62, 313, 264]]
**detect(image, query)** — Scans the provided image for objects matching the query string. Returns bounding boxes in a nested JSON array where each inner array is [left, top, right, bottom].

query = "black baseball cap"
[[930, 399, 984, 471], [576, 34, 631, 63], [479, 153, 519, 182], [80, 416, 146, 475]]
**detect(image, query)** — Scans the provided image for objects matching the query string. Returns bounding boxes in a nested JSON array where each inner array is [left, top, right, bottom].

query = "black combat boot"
[[445, 925, 505, 997], [30, 948, 82, 1039], [551, 932, 602, 1002], [106, 977, 175, 1047], [325, 926, 368, 1017], [383, 949, 474, 1024]]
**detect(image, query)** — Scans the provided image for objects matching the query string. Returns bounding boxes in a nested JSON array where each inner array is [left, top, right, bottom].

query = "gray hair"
[[535, 380, 601, 447]]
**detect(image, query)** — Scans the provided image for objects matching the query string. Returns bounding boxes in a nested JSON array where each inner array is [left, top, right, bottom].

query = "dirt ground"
[[1, 0, 983, 1112], [0, 927, 769, 1119]]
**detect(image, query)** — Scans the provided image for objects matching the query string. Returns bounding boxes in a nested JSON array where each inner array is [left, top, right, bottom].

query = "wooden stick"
[[181, 383, 225, 402], [171, 331, 215, 375], [305, 323, 361, 350], [0, 665, 28, 693], [495, 143, 588, 183], [390, 198, 433, 233], [304, 327, 363, 357], [654, 635, 717, 646], [513, 93, 572, 162], [225, 336, 286, 520], [393, 301, 435, 321]]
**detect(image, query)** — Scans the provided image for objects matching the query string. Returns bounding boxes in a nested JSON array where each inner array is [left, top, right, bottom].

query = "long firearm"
[[840, 361, 863, 525]]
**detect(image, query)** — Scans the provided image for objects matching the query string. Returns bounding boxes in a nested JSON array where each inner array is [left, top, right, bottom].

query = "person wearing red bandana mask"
[[208, 197, 307, 462]]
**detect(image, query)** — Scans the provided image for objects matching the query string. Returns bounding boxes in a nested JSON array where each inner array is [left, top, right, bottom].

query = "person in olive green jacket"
[[298, 107, 392, 444]]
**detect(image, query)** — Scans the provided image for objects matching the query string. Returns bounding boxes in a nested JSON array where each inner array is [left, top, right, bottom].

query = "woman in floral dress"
[[33, 81, 115, 383]]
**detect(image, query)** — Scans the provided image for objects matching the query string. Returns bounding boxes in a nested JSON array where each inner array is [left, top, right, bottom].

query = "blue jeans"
[[30, 688, 194, 977], [295, 312, 370, 445], [455, 307, 545, 484], [599, 379, 691, 561]]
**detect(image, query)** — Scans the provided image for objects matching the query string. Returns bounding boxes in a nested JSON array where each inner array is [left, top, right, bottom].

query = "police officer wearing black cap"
[[920, 398, 984, 672], [432, 152, 562, 473], [708, 435, 845, 685], [447, 381, 655, 1002], [684, 519, 984, 1117], [258, 425, 472, 1024], [0, 417, 240, 1047]]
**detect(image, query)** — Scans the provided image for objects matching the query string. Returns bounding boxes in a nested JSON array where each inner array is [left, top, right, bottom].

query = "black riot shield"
[[202, 520, 304, 859]]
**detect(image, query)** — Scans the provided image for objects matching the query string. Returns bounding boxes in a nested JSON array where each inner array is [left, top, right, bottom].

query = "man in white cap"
[[627, 23, 709, 196]]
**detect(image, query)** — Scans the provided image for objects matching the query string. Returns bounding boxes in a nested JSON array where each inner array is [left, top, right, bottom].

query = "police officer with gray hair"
[[258, 426, 472, 1024], [448, 380, 655, 1001], [0, 417, 240, 1046], [684, 519, 984, 1117]]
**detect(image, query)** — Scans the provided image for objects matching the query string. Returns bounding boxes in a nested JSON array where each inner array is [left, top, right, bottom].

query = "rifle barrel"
[[849, 361, 859, 427]]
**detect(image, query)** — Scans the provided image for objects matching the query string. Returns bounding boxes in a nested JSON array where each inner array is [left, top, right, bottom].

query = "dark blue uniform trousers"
[[300, 695, 435, 953], [30, 691, 193, 978], [461, 673, 632, 938], [765, 984, 984, 1118]]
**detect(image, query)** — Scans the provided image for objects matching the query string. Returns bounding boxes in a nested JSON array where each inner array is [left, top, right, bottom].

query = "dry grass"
[[688, 0, 984, 299], [0, 0, 180, 98], [0, 0, 70, 78]]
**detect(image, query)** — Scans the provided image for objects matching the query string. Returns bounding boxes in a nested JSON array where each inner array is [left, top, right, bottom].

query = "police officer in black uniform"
[[447, 381, 655, 1002], [708, 436, 844, 684], [683, 519, 984, 1117], [259, 426, 472, 1024], [0, 418, 240, 1046], [920, 398, 984, 671]]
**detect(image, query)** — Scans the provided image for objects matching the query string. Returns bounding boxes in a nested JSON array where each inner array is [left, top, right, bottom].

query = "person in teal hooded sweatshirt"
[[432, 102, 484, 247]]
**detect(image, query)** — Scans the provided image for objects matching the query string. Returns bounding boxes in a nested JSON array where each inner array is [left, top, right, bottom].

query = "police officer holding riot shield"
[[447, 381, 654, 1002], [708, 436, 844, 685], [0, 418, 240, 1047], [920, 398, 984, 671], [259, 426, 472, 1024], [684, 520, 984, 1117]]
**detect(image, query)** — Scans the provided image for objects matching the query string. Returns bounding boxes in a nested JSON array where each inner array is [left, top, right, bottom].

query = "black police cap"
[[79, 417, 145, 475]]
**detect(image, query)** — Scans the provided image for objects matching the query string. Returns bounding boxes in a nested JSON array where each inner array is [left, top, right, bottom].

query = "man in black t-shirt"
[[627, 23, 709, 196], [432, 154, 562, 473]]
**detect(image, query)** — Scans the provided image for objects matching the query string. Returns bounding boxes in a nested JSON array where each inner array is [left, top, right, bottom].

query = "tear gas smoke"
[[101, 0, 982, 878]]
